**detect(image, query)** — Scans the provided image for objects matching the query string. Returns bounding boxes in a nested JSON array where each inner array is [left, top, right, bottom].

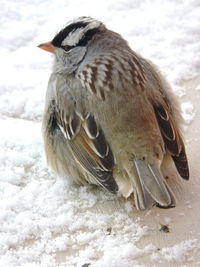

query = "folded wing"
[[153, 103, 189, 180], [57, 109, 118, 193]]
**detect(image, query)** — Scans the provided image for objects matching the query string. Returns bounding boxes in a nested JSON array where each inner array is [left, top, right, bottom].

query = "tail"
[[131, 157, 176, 210]]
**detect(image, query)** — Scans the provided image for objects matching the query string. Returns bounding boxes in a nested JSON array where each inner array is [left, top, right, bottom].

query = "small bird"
[[38, 16, 189, 210]]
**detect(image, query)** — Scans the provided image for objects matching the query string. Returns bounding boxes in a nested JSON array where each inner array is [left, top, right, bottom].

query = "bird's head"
[[38, 16, 104, 72]]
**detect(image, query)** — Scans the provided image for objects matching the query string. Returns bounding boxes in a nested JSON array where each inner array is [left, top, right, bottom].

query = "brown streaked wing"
[[172, 146, 189, 180], [153, 104, 189, 180], [57, 111, 118, 193]]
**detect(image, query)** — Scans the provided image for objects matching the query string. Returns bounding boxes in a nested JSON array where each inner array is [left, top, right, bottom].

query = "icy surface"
[[181, 102, 196, 124], [195, 84, 200, 91], [0, 0, 200, 266]]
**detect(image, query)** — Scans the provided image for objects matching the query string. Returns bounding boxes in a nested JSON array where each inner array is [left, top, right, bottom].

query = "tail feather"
[[156, 181, 176, 208], [132, 158, 176, 210], [134, 187, 156, 210]]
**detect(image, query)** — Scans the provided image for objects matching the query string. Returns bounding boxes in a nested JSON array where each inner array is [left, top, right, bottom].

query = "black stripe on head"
[[76, 28, 101, 46], [52, 22, 89, 47]]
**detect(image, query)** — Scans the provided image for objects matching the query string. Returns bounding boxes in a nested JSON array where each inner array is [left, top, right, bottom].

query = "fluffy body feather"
[[40, 17, 189, 210]]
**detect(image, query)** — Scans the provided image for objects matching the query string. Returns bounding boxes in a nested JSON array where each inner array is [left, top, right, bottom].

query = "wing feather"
[[57, 110, 118, 193], [154, 104, 189, 180]]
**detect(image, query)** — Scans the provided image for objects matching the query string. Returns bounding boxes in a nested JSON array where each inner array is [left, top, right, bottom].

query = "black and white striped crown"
[[52, 17, 104, 48]]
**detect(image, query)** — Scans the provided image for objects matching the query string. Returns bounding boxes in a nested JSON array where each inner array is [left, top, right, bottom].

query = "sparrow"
[[38, 16, 189, 210]]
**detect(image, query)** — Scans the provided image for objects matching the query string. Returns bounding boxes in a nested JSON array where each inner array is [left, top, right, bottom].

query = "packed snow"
[[1, 0, 200, 266]]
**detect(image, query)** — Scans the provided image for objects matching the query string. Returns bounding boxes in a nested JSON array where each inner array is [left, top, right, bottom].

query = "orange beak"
[[37, 42, 56, 53]]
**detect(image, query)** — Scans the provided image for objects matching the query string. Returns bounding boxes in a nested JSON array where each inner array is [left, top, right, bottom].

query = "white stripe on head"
[[61, 17, 102, 47]]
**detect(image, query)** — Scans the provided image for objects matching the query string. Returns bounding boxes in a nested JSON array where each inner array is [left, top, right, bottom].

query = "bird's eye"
[[62, 45, 74, 52]]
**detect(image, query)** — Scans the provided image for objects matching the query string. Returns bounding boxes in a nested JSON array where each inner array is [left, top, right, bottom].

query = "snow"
[[151, 240, 200, 263], [181, 102, 196, 124], [1, 0, 200, 266], [195, 84, 200, 91]]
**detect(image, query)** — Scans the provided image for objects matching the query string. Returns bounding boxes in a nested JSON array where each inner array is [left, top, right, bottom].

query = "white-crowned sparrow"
[[38, 16, 189, 210]]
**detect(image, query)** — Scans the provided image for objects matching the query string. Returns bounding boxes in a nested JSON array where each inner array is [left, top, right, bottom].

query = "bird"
[[38, 16, 189, 210]]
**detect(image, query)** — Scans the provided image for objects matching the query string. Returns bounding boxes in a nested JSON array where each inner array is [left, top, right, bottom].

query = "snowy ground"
[[1, 0, 200, 266]]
